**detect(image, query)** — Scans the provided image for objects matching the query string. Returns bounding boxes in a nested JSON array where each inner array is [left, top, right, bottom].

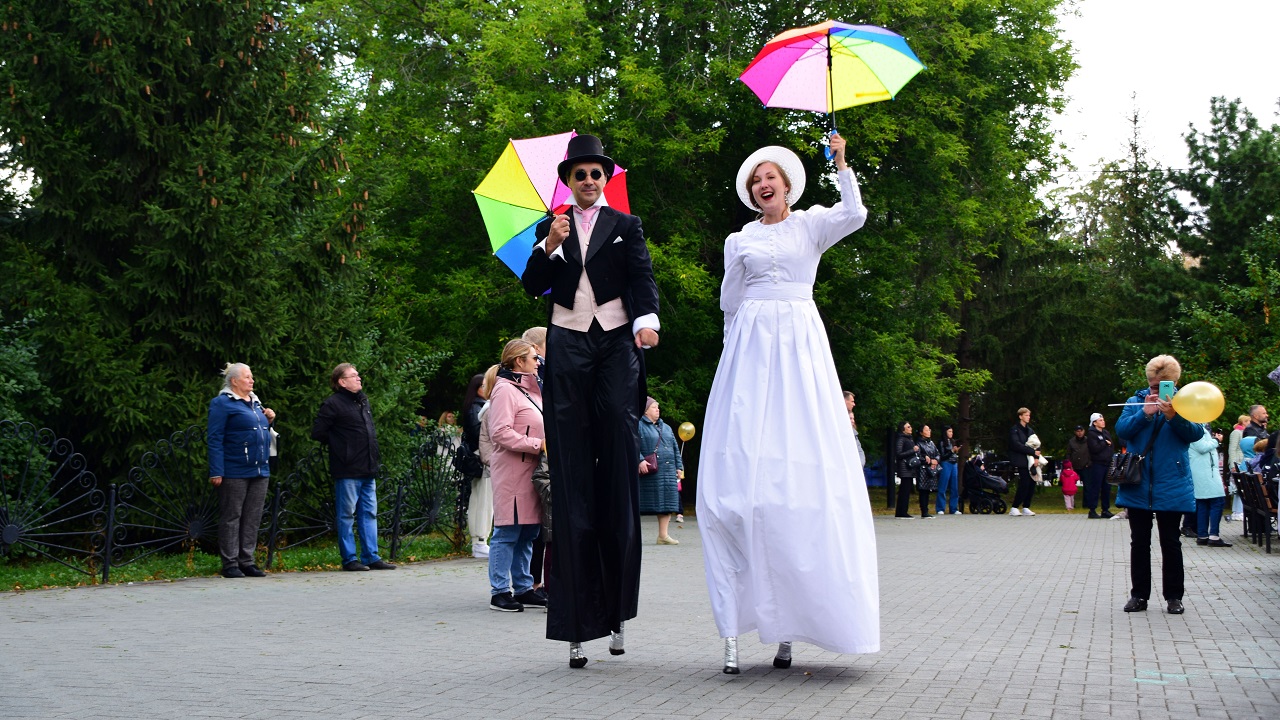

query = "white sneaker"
[[472, 542, 490, 558], [1009, 508, 1022, 516], [1022, 508, 1036, 516], [953, 511, 962, 515]]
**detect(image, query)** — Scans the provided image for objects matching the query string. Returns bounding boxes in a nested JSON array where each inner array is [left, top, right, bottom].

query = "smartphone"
[[1158, 380, 1176, 402]]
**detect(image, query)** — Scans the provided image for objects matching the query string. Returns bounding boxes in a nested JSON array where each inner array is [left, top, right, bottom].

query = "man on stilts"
[[521, 134, 660, 668]]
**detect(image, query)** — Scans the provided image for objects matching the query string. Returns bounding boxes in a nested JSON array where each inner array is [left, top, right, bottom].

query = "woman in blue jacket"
[[637, 396, 683, 545], [207, 363, 275, 578], [1115, 355, 1202, 615]]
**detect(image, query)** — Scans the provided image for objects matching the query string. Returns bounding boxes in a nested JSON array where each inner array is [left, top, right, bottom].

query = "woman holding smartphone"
[[1114, 354, 1203, 615]]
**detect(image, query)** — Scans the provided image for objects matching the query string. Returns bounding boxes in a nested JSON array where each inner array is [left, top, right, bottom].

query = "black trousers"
[[530, 535, 545, 584], [1084, 463, 1112, 511], [918, 490, 932, 517], [1012, 461, 1035, 508], [894, 475, 916, 517], [545, 322, 643, 642], [1127, 508, 1184, 601]]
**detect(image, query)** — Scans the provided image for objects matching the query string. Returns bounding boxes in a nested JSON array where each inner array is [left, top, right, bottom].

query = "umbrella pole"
[[824, 40, 837, 160]]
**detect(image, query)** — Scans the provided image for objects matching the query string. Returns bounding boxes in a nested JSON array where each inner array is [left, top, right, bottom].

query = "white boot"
[[723, 636, 740, 674], [609, 622, 625, 656]]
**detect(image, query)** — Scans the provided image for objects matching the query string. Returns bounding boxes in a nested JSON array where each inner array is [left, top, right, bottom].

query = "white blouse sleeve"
[[719, 232, 745, 343], [802, 168, 867, 252]]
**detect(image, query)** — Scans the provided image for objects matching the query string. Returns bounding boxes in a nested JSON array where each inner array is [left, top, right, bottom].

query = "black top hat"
[[557, 134, 615, 183]]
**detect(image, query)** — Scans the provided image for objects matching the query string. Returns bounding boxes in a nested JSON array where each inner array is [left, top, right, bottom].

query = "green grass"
[[1, 534, 463, 592]]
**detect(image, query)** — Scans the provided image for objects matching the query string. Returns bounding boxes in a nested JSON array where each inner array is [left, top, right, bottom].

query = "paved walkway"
[[2, 514, 1278, 719]]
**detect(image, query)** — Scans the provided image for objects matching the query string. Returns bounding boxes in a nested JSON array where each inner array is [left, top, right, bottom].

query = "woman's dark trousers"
[[1127, 508, 1184, 601], [894, 475, 915, 517], [218, 476, 268, 570], [917, 489, 932, 517]]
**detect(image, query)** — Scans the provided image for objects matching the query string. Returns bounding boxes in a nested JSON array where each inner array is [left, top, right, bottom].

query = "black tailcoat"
[[521, 205, 660, 643]]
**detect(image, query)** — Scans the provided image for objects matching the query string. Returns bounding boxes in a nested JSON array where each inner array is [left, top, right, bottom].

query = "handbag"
[[919, 464, 939, 492], [452, 440, 484, 478], [641, 434, 659, 474], [641, 453, 658, 474], [905, 454, 922, 470], [1107, 417, 1161, 486]]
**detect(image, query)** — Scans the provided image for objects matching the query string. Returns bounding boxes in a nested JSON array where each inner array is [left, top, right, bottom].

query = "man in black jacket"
[[1085, 412, 1115, 518], [1243, 405, 1268, 440], [521, 134, 659, 668], [311, 363, 396, 572]]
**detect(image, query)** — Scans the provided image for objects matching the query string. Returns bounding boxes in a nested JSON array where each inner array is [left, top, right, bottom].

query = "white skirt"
[[697, 296, 880, 654]]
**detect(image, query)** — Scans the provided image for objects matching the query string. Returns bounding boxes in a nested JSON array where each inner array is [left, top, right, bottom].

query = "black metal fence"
[[0, 421, 109, 579], [0, 420, 467, 583]]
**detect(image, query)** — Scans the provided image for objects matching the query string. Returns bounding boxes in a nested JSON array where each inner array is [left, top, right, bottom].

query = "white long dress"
[[697, 168, 880, 654]]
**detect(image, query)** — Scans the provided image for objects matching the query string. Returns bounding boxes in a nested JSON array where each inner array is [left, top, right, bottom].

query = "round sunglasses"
[[573, 168, 605, 182]]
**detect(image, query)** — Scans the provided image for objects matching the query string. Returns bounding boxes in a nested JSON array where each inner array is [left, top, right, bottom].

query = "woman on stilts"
[[698, 135, 880, 673]]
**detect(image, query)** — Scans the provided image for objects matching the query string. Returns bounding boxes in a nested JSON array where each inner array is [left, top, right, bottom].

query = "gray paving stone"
[[1, 514, 1278, 719]]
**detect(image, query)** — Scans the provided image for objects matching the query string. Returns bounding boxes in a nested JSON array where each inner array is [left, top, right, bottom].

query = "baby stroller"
[[963, 452, 1009, 514]]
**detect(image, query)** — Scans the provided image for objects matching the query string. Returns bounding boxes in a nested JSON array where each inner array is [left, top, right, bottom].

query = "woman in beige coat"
[[485, 339, 546, 613]]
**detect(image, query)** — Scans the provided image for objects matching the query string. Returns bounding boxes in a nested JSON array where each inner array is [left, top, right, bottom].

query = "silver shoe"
[[773, 641, 792, 669], [723, 636, 740, 674], [609, 621, 625, 655], [569, 642, 587, 669]]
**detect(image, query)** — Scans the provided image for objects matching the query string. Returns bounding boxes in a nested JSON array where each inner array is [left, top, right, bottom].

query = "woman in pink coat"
[[486, 339, 547, 613]]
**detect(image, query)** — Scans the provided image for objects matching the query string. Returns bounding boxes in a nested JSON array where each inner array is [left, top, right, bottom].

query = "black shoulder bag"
[[452, 438, 484, 478], [1107, 417, 1161, 486]]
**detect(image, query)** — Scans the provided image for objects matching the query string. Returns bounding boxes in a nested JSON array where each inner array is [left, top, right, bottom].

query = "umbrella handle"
[[823, 126, 837, 161]]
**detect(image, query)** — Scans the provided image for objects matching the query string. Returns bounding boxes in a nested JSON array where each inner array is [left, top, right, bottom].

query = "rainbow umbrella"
[[473, 130, 630, 278], [740, 21, 924, 152]]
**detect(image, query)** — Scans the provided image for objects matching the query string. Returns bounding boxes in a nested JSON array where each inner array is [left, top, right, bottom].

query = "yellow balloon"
[[678, 422, 696, 442], [1170, 381, 1226, 423]]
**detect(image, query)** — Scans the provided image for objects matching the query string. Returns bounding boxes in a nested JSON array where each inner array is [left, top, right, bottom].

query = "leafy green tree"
[[1174, 222, 1280, 422], [0, 312, 58, 425], [0, 1, 425, 475], [1175, 97, 1280, 288], [304, 0, 1079, 477], [964, 111, 1190, 453]]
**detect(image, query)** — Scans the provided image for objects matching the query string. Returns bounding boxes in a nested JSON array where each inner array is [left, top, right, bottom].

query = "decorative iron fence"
[[105, 425, 231, 581], [0, 421, 467, 584], [387, 430, 464, 559], [0, 421, 108, 579]]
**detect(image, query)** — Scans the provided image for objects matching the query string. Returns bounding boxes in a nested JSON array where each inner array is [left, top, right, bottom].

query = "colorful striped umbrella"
[[473, 131, 630, 278], [740, 20, 924, 133]]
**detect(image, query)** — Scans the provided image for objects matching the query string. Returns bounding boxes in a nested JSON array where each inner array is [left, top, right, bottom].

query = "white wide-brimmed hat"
[[735, 145, 806, 210]]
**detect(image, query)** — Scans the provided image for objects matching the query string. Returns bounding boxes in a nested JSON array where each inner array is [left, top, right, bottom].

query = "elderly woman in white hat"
[[697, 134, 880, 674]]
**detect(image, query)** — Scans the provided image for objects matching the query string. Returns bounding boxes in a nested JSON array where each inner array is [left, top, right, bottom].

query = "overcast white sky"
[[1051, 0, 1280, 177]]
